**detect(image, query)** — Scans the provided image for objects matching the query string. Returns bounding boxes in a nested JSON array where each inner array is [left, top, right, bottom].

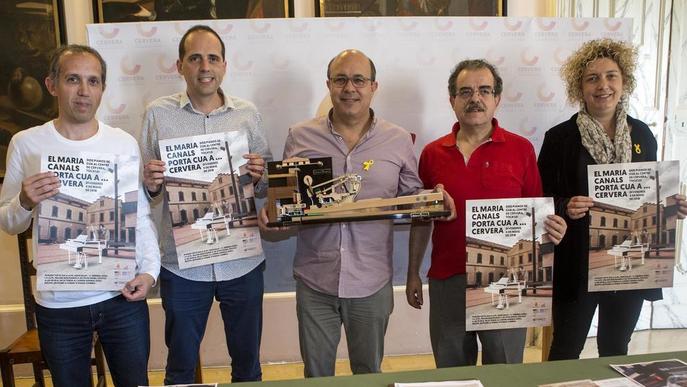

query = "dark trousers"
[[548, 289, 645, 360], [36, 295, 150, 387], [160, 264, 264, 384]]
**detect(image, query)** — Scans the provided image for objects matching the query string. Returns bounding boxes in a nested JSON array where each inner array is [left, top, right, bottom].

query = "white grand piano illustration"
[[59, 233, 104, 269], [191, 210, 233, 244], [607, 239, 647, 271], [484, 275, 527, 310]]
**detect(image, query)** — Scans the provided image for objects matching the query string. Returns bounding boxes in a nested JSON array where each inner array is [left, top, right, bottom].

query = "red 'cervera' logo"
[[469, 18, 488, 31], [361, 19, 382, 32], [288, 20, 308, 32], [157, 55, 176, 74], [536, 19, 556, 31], [174, 22, 193, 35], [398, 19, 418, 31], [486, 48, 505, 66], [503, 19, 522, 31], [136, 25, 157, 37], [537, 84, 555, 102], [98, 26, 119, 38], [434, 18, 453, 31], [504, 89, 523, 102], [120, 56, 141, 75], [212, 21, 234, 34], [554, 47, 571, 65], [325, 20, 345, 31], [106, 100, 126, 114], [231, 53, 253, 71], [604, 19, 622, 31], [520, 48, 539, 66], [519, 118, 537, 136], [249, 20, 271, 33], [571, 19, 590, 31]]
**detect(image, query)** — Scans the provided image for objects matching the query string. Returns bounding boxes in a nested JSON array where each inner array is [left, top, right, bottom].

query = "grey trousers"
[[429, 274, 526, 367], [296, 279, 394, 377]]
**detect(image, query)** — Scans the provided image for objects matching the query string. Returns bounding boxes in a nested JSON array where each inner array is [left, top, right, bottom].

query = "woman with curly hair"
[[538, 39, 687, 360]]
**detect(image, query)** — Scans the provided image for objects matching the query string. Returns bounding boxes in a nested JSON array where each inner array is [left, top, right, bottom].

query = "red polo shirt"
[[419, 119, 543, 279]]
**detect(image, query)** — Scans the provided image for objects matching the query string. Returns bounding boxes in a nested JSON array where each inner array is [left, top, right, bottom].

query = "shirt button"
[[342, 224, 347, 228], [341, 247, 345, 252]]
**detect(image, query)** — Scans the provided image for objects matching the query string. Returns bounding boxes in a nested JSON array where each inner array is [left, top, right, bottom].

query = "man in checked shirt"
[[260, 49, 455, 377], [139, 25, 271, 384]]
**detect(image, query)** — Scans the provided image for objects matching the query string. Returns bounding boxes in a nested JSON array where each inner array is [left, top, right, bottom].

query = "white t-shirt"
[[0, 120, 160, 308]]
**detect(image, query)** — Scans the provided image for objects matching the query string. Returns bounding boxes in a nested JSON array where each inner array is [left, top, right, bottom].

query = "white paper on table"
[[394, 381, 484, 387]]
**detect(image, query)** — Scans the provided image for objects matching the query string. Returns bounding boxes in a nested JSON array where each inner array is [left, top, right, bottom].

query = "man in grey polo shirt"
[[260, 49, 454, 377], [139, 25, 271, 384]]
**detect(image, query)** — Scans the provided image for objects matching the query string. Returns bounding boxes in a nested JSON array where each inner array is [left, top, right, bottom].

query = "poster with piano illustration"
[[159, 131, 262, 269], [36, 151, 139, 290], [587, 161, 680, 292], [465, 197, 555, 331]]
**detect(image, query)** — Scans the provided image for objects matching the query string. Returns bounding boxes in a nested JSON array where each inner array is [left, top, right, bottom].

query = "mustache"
[[464, 102, 485, 112]]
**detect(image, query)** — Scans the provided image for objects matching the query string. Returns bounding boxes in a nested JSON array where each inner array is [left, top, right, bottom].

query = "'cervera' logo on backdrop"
[[537, 84, 555, 102], [518, 118, 537, 136], [536, 19, 556, 31], [106, 100, 126, 114], [361, 19, 383, 32], [120, 56, 141, 75], [604, 19, 622, 31], [398, 19, 418, 31], [469, 18, 488, 31], [250, 20, 271, 33], [174, 22, 194, 35], [571, 19, 590, 31], [504, 89, 523, 103], [554, 47, 571, 65], [434, 19, 453, 31], [136, 24, 157, 37], [98, 26, 119, 39], [503, 19, 523, 31], [325, 20, 346, 31], [520, 48, 539, 66], [288, 20, 308, 32], [231, 53, 254, 72], [155, 55, 179, 81], [486, 48, 505, 66], [212, 21, 234, 34], [416, 48, 436, 66]]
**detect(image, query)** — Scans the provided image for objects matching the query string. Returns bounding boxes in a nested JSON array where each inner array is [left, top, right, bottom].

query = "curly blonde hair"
[[560, 39, 637, 106]]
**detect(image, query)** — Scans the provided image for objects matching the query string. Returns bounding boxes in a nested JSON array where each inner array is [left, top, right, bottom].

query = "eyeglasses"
[[329, 76, 373, 88], [455, 87, 496, 99]]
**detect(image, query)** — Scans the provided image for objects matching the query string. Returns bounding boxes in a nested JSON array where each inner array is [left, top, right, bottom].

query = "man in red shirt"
[[406, 59, 567, 367]]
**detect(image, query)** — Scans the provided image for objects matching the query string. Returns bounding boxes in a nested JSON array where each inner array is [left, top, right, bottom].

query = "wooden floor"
[[13, 329, 687, 386]]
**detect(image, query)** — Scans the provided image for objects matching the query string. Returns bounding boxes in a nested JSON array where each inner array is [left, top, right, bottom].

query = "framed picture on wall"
[[0, 0, 64, 181], [315, 0, 505, 17], [94, 0, 294, 23]]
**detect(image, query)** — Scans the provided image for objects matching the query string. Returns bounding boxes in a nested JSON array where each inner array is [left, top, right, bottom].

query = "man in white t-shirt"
[[0, 45, 160, 387]]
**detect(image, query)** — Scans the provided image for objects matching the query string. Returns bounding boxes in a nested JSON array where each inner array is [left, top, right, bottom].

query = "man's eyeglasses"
[[455, 87, 496, 99], [329, 76, 373, 88]]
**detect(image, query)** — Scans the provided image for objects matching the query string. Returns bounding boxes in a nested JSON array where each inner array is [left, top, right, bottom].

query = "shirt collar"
[[440, 118, 505, 147], [326, 108, 378, 137], [179, 88, 234, 113]]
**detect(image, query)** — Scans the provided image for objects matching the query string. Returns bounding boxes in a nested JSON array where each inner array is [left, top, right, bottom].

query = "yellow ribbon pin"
[[634, 144, 641, 154], [363, 160, 374, 171]]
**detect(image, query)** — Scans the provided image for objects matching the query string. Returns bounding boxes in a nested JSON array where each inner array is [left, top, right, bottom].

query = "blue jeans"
[[35, 295, 150, 387], [160, 263, 264, 384]]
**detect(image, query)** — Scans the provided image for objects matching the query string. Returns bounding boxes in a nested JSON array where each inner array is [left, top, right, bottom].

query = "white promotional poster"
[[159, 131, 262, 269], [465, 197, 555, 331], [587, 161, 681, 292], [36, 151, 139, 290]]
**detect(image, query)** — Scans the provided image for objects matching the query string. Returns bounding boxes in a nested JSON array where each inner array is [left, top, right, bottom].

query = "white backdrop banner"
[[87, 17, 631, 158], [87, 17, 633, 293]]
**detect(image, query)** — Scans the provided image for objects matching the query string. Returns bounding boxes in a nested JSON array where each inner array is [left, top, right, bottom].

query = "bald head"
[[326, 49, 376, 81]]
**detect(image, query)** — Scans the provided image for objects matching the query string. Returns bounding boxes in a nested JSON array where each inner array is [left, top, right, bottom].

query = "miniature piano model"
[[484, 276, 527, 310], [266, 157, 450, 226], [59, 234, 104, 269], [606, 239, 647, 271], [191, 211, 233, 244]]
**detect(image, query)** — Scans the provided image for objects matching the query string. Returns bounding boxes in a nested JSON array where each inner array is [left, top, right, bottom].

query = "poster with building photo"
[[587, 161, 680, 292], [465, 197, 555, 331], [159, 131, 262, 269], [36, 151, 139, 290]]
